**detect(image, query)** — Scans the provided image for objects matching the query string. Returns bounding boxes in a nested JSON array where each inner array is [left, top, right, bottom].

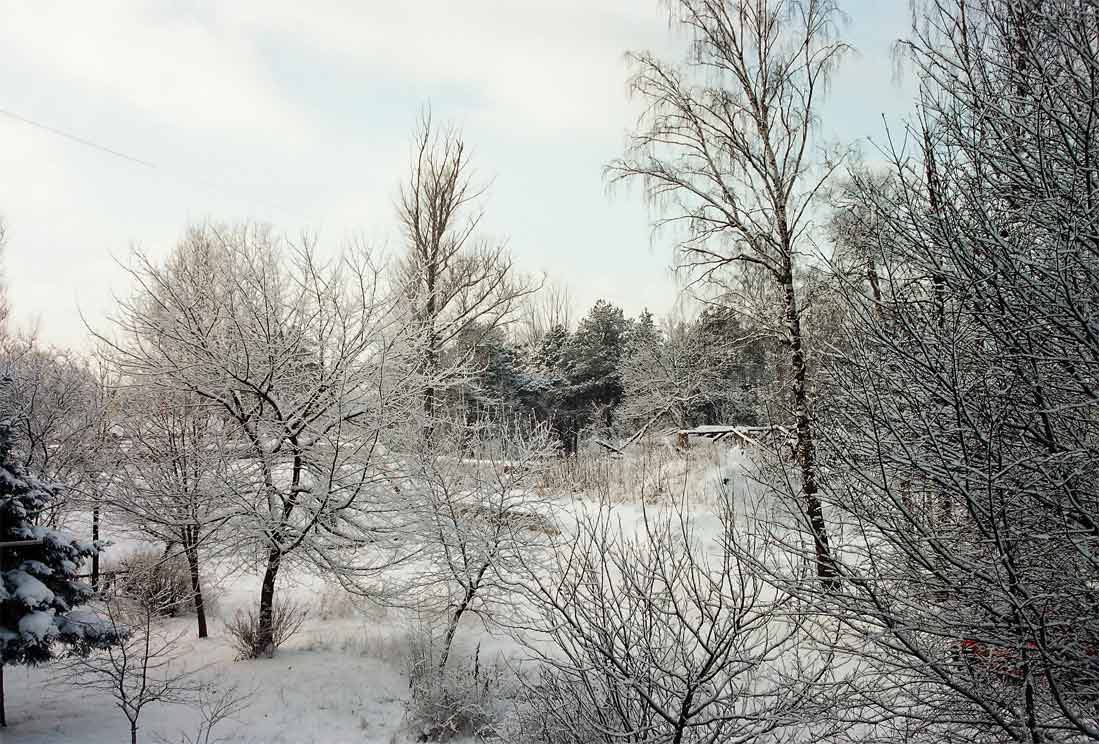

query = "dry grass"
[[403, 624, 507, 742], [540, 439, 726, 503]]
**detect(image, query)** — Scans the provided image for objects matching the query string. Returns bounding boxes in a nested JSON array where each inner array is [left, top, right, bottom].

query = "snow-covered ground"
[[7, 568, 416, 743], [5, 443, 764, 744]]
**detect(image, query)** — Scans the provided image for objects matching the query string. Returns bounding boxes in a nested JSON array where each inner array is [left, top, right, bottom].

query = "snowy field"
[[5, 444, 760, 744]]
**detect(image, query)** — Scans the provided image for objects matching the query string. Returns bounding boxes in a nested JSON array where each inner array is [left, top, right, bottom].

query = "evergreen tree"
[[565, 301, 630, 437], [519, 325, 578, 452], [444, 324, 526, 428], [688, 306, 767, 425], [0, 424, 115, 726], [625, 309, 659, 355]]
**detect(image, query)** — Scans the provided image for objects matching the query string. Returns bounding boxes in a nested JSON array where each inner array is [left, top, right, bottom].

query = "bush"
[[224, 600, 308, 660], [405, 630, 504, 742], [104, 548, 194, 617]]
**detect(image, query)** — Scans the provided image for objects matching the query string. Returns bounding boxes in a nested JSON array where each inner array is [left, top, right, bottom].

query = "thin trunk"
[[440, 587, 476, 672], [91, 505, 100, 591], [423, 258, 439, 439], [1, 662, 6, 728], [184, 529, 208, 639], [780, 269, 838, 590], [439, 606, 463, 673], [255, 546, 282, 657], [423, 382, 437, 433], [131, 719, 138, 744], [866, 255, 883, 307]]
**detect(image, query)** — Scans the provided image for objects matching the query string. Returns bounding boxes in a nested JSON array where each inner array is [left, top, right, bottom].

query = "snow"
[[57, 609, 114, 641], [8, 637, 410, 743], [6, 567, 426, 743], [9, 570, 56, 608], [17, 610, 57, 643], [4, 446, 765, 744]]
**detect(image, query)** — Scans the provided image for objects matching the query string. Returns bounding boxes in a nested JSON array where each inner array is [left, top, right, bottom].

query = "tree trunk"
[[183, 529, 208, 639], [91, 505, 100, 591], [422, 260, 440, 439], [1, 662, 6, 728], [130, 719, 138, 744], [780, 269, 839, 590], [255, 546, 282, 657], [439, 590, 475, 672], [423, 382, 437, 439]]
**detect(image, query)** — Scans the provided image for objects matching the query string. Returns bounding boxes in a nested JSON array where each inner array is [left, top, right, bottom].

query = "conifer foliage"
[[0, 424, 115, 726]]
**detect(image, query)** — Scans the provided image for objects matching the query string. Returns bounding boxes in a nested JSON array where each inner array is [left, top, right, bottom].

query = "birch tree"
[[608, 0, 847, 587]]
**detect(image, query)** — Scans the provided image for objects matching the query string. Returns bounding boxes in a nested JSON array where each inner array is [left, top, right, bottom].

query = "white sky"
[[1, 1, 916, 350]]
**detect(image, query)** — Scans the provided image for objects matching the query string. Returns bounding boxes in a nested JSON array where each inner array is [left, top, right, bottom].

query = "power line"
[[0, 106, 294, 214], [0, 107, 157, 169]]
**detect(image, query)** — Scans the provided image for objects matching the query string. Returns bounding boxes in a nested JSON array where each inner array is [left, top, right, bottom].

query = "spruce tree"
[[0, 424, 115, 726]]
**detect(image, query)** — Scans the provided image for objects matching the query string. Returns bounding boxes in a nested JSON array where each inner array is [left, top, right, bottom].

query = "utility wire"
[[0, 106, 293, 214], [0, 107, 157, 169]]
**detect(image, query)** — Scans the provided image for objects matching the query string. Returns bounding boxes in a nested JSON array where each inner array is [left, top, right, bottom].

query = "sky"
[[0, 1, 916, 350]]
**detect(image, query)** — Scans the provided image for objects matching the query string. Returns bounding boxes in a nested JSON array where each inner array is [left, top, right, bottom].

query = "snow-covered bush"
[[224, 600, 308, 660], [404, 629, 504, 743]]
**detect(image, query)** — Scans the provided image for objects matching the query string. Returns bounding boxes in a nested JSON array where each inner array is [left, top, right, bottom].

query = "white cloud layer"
[[1, 1, 914, 349]]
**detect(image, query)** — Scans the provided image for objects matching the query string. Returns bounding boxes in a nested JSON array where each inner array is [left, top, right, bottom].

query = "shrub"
[[104, 548, 194, 617], [224, 601, 308, 660], [404, 629, 504, 742]]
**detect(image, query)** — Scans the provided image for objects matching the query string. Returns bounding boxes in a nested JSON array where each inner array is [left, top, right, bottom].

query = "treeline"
[[443, 300, 772, 453]]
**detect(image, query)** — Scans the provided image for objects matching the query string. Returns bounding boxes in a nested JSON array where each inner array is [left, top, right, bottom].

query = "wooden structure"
[[673, 425, 793, 455]]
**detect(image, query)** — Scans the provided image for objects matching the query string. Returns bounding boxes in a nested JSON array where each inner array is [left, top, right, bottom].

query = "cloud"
[[0, 0, 917, 350], [213, 0, 668, 136], [1, 1, 312, 146]]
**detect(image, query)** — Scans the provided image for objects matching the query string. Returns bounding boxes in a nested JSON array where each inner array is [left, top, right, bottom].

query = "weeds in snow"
[[403, 624, 507, 742]]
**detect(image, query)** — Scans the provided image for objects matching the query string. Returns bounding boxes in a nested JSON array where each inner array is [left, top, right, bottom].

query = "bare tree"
[[63, 593, 201, 744], [512, 493, 842, 744], [102, 222, 418, 657], [516, 280, 574, 349], [109, 386, 238, 639], [607, 0, 848, 588], [0, 341, 125, 560], [1, 343, 95, 490], [804, 1, 1099, 740], [397, 415, 557, 671], [398, 109, 537, 426], [619, 313, 745, 431]]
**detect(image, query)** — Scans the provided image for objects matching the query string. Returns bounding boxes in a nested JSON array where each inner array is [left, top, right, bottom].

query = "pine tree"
[[519, 325, 578, 452], [0, 424, 116, 726], [566, 301, 630, 436]]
